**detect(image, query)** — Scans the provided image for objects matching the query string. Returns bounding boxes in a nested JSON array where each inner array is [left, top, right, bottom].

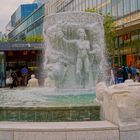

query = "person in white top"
[[27, 74, 39, 87]]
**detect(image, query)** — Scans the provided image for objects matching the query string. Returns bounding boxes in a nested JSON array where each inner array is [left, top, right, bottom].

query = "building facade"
[[55, 0, 140, 66], [7, 0, 140, 66], [33, 0, 49, 6], [8, 4, 44, 41], [11, 4, 38, 28]]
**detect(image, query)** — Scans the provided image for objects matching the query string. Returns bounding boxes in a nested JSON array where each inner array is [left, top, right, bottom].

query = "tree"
[[86, 8, 117, 66]]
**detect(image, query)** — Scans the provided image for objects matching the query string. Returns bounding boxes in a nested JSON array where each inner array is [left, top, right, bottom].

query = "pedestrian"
[[122, 66, 128, 82], [27, 74, 39, 87], [21, 66, 29, 86], [116, 67, 124, 84], [6, 75, 13, 88], [10, 70, 18, 88], [131, 65, 137, 80]]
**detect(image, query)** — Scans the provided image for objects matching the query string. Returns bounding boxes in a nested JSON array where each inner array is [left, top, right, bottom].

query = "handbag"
[[6, 77, 13, 84]]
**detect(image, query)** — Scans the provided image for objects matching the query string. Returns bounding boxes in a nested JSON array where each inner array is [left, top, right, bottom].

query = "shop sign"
[[11, 43, 43, 50], [11, 43, 32, 48]]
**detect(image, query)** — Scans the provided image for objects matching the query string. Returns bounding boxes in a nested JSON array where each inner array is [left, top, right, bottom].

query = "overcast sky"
[[0, 0, 33, 33]]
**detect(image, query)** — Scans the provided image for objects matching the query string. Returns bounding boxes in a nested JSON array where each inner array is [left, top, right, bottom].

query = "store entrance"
[[5, 50, 43, 86]]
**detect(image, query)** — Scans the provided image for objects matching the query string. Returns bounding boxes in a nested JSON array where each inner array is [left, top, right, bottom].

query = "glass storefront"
[[5, 50, 43, 86], [118, 29, 140, 66]]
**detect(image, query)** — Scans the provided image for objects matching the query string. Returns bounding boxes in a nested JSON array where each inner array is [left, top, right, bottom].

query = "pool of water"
[[0, 87, 97, 107]]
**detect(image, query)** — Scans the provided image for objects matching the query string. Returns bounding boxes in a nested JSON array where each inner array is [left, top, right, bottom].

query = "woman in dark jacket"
[[10, 71, 18, 88]]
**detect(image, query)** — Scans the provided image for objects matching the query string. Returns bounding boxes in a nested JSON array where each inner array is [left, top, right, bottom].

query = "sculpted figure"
[[62, 28, 91, 87], [44, 77, 55, 88]]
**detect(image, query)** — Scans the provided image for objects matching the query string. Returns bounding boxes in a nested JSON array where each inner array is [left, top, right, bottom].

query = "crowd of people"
[[5, 64, 140, 88], [109, 65, 140, 85], [6, 66, 30, 88]]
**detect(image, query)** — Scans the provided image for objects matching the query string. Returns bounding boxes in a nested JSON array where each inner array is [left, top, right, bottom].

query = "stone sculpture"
[[96, 80, 140, 129], [61, 28, 91, 87], [44, 12, 106, 89]]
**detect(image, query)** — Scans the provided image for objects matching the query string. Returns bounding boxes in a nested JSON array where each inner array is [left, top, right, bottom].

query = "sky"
[[0, 0, 33, 33]]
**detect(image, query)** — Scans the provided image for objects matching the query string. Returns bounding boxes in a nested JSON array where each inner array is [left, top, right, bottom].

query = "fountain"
[[0, 12, 106, 122], [1, 12, 140, 140], [44, 12, 106, 89]]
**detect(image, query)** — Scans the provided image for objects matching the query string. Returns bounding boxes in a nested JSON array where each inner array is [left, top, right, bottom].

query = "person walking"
[[122, 66, 128, 82], [10, 70, 18, 88], [116, 67, 124, 84], [21, 66, 29, 86]]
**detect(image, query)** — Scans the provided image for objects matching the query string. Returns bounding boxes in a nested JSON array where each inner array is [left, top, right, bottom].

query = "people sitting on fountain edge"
[[27, 74, 39, 87]]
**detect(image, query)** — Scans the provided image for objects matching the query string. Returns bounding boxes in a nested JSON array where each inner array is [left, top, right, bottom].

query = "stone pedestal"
[[96, 80, 140, 140]]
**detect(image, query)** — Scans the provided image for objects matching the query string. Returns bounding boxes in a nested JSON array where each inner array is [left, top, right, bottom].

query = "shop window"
[[119, 36, 124, 47], [131, 30, 138, 41]]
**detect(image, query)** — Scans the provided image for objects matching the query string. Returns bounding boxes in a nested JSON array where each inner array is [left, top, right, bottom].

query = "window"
[[97, 0, 102, 5], [112, 0, 118, 19], [119, 36, 124, 48], [130, 0, 137, 12], [102, 6, 107, 14], [124, 0, 130, 15], [131, 30, 138, 41], [138, 0, 140, 10], [118, 0, 124, 18], [106, 3, 111, 14]]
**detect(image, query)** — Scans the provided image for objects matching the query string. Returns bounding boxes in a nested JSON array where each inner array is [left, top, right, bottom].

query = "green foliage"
[[86, 8, 116, 57], [131, 39, 140, 47], [7, 38, 17, 42], [85, 8, 97, 13], [24, 36, 44, 42], [0, 35, 44, 43], [103, 14, 116, 56]]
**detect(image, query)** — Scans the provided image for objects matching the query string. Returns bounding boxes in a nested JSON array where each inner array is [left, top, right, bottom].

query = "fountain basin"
[[0, 88, 100, 122]]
